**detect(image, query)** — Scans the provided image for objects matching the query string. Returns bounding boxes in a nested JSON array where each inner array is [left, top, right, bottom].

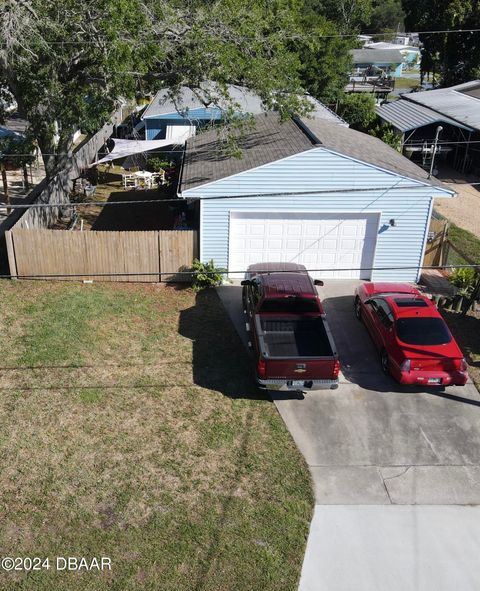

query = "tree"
[[337, 93, 377, 130], [402, 0, 480, 86], [0, 134, 36, 209], [366, 0, 405, 35], [314, 0, 373, 33], [293, 6, 355, 103], [0, 0, 315, 178]]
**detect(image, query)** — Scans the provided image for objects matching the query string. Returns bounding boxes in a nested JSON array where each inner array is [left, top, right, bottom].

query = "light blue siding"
[[145, 107, 223, 140], [182, 149, 451, 282]]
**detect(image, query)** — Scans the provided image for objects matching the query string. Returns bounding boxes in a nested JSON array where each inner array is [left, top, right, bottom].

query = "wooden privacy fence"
[[423, 216, 449, 267], [6, 229, 198, 282]]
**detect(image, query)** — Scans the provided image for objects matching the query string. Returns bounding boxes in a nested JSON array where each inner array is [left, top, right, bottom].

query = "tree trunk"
[[1, 164, 10, 214], [22, 164, 29, 190]]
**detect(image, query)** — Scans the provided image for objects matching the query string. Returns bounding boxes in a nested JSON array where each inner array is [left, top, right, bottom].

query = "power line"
[[25, 28, 480, 44], [4, 138, 480, 160], [1, 263, 479, 281], [0, 183, 450, 210]]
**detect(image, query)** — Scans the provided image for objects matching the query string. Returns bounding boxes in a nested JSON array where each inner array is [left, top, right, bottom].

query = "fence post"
[[5, 230, 18, 279], [440, 220, 449, 267]]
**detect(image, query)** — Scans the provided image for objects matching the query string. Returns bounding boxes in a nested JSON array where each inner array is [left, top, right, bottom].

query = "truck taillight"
[[257, 358, 267, 379], [400, 359, 411, 372], [333, 359, 340, 378]]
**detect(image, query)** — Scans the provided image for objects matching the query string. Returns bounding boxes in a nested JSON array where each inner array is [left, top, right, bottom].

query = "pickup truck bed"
[[258, 317, 333, 358]]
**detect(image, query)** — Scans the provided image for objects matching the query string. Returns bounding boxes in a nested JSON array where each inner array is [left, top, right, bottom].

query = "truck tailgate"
[[264, 357, 338, 380], [255, 315, 338, 380]]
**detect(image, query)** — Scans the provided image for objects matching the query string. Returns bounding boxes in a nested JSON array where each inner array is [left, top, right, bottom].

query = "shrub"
[[191, 259, 226, 292], [448, 267, 477, 296]]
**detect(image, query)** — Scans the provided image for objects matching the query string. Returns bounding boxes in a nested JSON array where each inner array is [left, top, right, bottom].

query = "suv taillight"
[[257, 358, 267, 379], [333, 359, 340, 378], [400, 359, 411, 372]]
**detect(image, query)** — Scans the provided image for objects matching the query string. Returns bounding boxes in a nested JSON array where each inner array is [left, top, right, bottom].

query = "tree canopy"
[[402, 0, 480, 86]]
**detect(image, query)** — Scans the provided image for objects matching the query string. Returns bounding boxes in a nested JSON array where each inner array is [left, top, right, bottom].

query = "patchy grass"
[[443, 308, 480, 388], [0, 281, 313, 591], [448, 224, 480, 265]]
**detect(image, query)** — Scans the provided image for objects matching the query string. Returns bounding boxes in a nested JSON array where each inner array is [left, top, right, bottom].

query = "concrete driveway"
[[217, 280, 480, 590]]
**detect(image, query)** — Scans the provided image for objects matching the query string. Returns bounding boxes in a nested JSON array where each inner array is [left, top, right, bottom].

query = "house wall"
[[145, 107, 223, 140], [183, 148, 448, 281]]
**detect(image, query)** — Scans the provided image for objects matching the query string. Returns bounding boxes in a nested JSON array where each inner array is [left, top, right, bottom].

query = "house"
[[139, 84, 348, 140], [366, 42, 420, 67], [139, 85, 265, 141], [350, 48, 404, 78], [178, 113, 454, 281], [377, 80, 480, 173]]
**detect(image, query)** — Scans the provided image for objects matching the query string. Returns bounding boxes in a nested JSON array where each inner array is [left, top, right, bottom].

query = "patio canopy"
[[91, 137, 187, 165]]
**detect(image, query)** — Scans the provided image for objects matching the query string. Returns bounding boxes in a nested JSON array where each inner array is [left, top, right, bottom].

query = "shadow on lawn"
[[178, 289, 266, 400]]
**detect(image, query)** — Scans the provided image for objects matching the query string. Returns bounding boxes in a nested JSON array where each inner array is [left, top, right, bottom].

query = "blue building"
[[140, 85, 266, 141], [178, 113, 454, 281]]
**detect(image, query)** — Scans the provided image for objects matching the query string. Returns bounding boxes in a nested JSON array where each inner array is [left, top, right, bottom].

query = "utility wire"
[[1, 263, 480, 281], [4, 138, 480, 159], [0, 183, 449, 209], [25, 28, 480, 44]]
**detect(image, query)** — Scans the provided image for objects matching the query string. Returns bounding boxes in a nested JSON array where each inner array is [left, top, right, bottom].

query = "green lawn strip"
[[0, 281, 313, 591]]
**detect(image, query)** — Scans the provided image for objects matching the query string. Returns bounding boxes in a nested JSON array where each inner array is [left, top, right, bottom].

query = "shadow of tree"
[[178, 289, 266, 400]]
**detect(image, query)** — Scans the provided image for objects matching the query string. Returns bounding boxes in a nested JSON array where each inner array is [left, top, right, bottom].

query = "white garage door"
[[229, 212, 379, 279]]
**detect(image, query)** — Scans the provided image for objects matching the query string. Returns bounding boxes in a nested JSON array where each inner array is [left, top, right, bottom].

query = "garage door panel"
[[229, 212, 378, 279]]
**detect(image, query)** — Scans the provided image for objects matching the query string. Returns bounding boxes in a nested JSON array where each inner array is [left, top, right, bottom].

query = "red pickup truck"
[[241, 263, 340, 392]]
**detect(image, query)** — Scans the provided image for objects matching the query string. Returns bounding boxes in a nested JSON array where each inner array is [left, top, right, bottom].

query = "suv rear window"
[[396, 317, 451, 345], [260, 297, 320, 314]]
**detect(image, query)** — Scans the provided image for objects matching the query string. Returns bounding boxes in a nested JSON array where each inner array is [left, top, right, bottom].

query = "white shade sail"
[[91, 137, 188, 165]]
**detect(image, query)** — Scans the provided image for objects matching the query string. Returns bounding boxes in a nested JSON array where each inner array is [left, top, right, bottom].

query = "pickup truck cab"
[[242, 262, 340, 392]]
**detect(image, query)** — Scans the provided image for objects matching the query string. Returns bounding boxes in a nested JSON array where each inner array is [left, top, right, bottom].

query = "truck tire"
[[354, 296, 362, 321]]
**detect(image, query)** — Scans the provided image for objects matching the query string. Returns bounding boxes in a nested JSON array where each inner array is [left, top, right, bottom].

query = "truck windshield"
[[259, 297, 320, 314]]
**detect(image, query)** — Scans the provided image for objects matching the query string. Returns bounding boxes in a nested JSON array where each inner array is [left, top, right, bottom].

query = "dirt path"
[[434, 167, 480, 238]]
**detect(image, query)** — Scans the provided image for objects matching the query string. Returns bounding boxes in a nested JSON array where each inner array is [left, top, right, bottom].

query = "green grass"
[[448, 223, 480, 265], [0, 281, 313, 591]]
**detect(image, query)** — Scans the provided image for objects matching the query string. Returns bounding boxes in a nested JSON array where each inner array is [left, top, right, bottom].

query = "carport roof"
[[404, 80, 480, 131], [179, 113, 452, 194], [376, 99, 474, 133]]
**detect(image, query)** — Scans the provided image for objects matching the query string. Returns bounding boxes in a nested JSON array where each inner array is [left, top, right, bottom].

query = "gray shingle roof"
[[180, 113, 314, 192], [351, 48, 404, 64], [301, 116, 449, 189], [404, 80, 480, 131], [179, 113, 453, 194], [376, 99, 473, 132]]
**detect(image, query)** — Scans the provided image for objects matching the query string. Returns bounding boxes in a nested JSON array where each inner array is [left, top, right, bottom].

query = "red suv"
[[354, 282, 469, 386]]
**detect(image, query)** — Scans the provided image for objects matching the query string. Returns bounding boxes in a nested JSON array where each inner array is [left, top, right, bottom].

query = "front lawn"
[[0, 281, 313, 591]]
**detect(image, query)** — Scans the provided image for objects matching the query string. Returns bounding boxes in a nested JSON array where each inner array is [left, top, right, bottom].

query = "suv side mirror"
[[241, 280, 251, 286], [314, 279, 324, 286]]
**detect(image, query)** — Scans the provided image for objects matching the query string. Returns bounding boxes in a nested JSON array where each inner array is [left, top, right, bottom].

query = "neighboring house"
[[139, 84, 348, 140], [350, 49, 404, 78], [366, 42, 420, 67], [377, 80, 480, 173], [178, 113, 454, 282]]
